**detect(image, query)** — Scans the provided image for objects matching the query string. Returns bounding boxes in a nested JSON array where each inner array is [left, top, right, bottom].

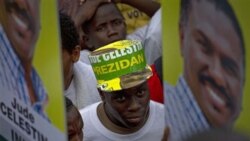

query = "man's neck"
[[97, 103, 147, 134], [65, 73, 73, 90], [22, 61, 37, 104]]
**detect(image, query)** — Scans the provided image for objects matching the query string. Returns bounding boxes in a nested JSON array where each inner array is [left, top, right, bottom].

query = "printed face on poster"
[[162, 0, 250, 139], [0, 0, 66, 140]]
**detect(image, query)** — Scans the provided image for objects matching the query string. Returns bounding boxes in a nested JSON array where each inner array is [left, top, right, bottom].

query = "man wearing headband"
[[80, 40, 165, 141]]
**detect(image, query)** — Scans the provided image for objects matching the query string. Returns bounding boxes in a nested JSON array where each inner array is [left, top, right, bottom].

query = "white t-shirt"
[[79, 50, 91, 65], [64, 61, 101, 109], [127, 8, 162, 65], [80, 101, 165, 141], [65, 79, 76, 104], [143, 9, 162, 65]]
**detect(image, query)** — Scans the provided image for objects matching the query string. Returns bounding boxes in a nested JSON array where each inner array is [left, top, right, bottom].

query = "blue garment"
[[164, 76, 210, 141], [0, 25, 49, 121]]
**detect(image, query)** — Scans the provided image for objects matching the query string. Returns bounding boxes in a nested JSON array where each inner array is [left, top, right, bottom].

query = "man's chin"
[[205, 106, 233, 128], [125, 120, 143, 128]]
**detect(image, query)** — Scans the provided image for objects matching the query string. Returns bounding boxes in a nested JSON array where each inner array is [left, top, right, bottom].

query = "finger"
[[79, 0, 85, 5], [103, 0, 112, 2], [162, 127, 170, 141]]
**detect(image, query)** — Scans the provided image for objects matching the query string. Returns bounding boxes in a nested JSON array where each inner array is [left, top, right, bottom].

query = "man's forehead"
[[191, 0, 213, 11], [190, 3, 242, 53], [97, 2, 119, 12], [94, 3, 122, 20], [107, 82, 147, 95]]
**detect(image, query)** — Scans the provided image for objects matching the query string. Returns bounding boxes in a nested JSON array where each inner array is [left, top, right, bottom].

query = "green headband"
[[89, 40, 152, 92]]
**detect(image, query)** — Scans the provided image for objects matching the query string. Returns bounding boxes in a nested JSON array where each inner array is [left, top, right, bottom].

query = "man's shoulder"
[[147, 8, 161, 31], [74, 61, 92, 71], [150, 100, 164, 108], [149, 100, 165, 117], [80, 101, 100, 115], [73, 61, 96, 80]]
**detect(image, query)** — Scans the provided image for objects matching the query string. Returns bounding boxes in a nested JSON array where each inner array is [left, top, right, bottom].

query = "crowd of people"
[[59, 1, 164, 140], [0, 0, 249, 140], [58, 0, 248, 141]]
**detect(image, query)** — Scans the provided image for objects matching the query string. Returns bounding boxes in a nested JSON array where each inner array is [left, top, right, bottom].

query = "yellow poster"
[[162, 0, 250, 140], [0, 0, 66, 140]]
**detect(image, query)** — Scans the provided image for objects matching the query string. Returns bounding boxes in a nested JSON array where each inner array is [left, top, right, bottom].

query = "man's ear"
[[98, 89, 105, 101], [82, 34, 91, 49], [82, 34, 96, 51], [71, 45, 80, 62], [81, 34, 88, 44]]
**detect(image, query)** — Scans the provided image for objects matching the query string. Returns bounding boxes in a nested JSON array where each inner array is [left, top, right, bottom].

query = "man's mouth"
[[107, 38, 123, 45], [12, 13, 29, 32], [6, 1, 34, 35], [126, 116, 142, 124], [200, 75, 234, 113], [207, 87, 226, 112]]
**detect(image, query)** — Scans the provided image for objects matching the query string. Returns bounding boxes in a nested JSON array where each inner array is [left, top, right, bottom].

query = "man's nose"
[[209, 58, 226, 88], [128, 97, 140, 112], [107, 25, 117, 36]]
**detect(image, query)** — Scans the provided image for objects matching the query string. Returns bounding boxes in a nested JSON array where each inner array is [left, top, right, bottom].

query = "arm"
[[161, 127, 170, 141], [58, 0, 111, 30], [113, 0, 160, 17], [58, 0, 111, 50]]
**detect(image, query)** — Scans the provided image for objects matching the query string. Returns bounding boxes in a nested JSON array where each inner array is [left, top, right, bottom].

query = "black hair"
[[180, 0, 245, 74], [81, 2, 124, 34], [59, 12, 79, 53]]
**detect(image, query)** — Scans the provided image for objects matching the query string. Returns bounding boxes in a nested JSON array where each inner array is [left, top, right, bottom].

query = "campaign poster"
[[162, 0, 250, 140], [0, 0, 66, 141]]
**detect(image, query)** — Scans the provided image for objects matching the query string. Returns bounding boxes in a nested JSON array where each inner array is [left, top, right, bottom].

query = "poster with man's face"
[[0, 0, 66, 140], [162, 0, 250, 140]]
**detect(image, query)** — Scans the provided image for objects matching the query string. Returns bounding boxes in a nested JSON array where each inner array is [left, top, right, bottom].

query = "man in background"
[[65, 97, 84, 141], [59, 12, 100, 109], [81, 2, 163, 103]]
